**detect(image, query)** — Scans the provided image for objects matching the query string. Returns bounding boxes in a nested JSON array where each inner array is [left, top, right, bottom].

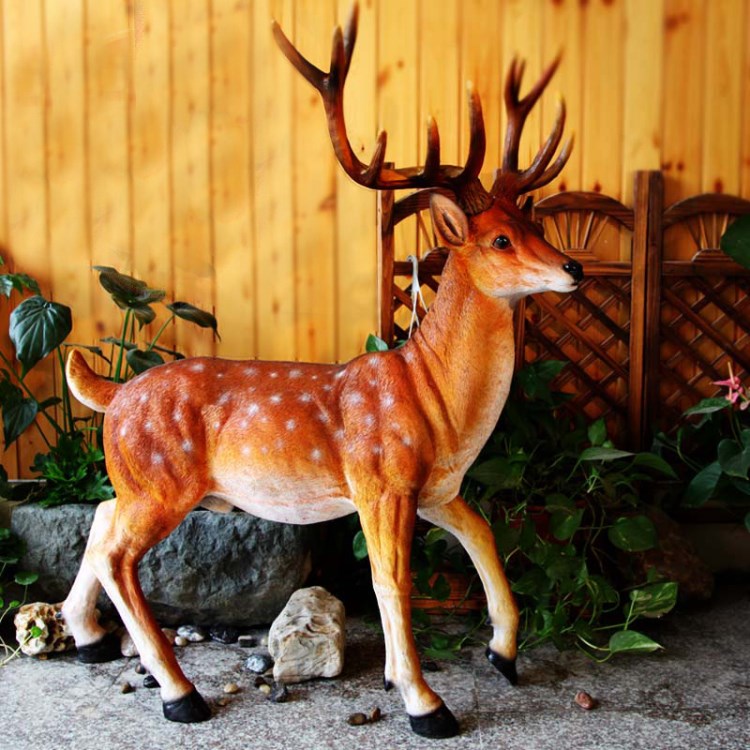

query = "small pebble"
[[174, 636, 188, 647], [245, 653, 274, 674], [223, 683, 240, 695], [254, 676, 269, 688], [260, 635, 268, 647], [38, 653, 48, 661], [269, 682, 289, 703], [368, 706, 382, 723], [238, 635, 257, 649], [575, 690, 598, 710], [210, 625, 240, 644], [176, 625, 207, 643], [120, 632, 139, 658], [216, 697, 230, 707], [134, 663, 147, 675], [143, 675, 160, 689], [121, 682, 135, 694], [347, 712, 368, 726], [258, 683, 272, 696]]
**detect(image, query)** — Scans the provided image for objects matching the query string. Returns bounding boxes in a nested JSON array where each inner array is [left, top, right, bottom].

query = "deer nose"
[[563, 260, 584, 283]]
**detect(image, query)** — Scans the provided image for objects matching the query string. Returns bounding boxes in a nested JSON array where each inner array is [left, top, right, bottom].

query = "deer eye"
[[493, 235, 511, 250]]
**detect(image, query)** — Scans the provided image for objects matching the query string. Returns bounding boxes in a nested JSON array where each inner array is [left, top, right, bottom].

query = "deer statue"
[[61, 3, 581, 740]]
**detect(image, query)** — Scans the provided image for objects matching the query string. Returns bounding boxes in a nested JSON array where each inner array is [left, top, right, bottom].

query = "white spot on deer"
[[285, 419, 296, 431], [246, 403, 260, 416], [139, 393, 148, 404], [144, 421, 153, 432], [334, 370, 345, 379], [346, 392, 364, 406], [119, 425, 128, 437], [217, 373, 224, 379], [269, 372, 279, 379], [317, 412, 330, 424], [153, 453, 164, 464], [311, 374, 319, 381], [298, 393, 312, 403], [363, 414, 375, 427], [190, 362, 205, 372], [239, 419, 249, 429], [182, 440, 193, 453], [403, 350, 415, 363], [334, 429, 345, 441], [213, 421, 221, 431], [261, 445, 269, 455], [402, 435, 413, 447], [244, 367, 257, 377], [310, 448, 322, 462], [289, 369, 302, 379], [322, 384, 333, 392], [368, 378, 377, 387], [274, 438, 284, 450], [218, 393, 231, 406], [381, 394, 395, 408], [241, 445, 251, 457], [372, 445, 383, 456], [269, 394, 282, 404]]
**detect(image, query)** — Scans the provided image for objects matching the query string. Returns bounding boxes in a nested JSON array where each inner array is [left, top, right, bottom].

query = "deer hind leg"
[[358, 492, 459, 739], [420, 495, 520, 686], [85, 491, 211, 723], [62, 499, 121, 662]]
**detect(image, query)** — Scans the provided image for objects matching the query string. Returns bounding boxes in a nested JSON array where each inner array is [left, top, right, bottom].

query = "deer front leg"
[[420, 495, 520, 685], [358, 492, 459, 739]]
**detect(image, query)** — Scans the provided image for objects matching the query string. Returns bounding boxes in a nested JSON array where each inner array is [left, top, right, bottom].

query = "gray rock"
[[176, 625, 207, 642], [268, 586, 345, 684], [209, 625, 239, 644], [245, 652, 274, 674], [10, 505, 312, 627]]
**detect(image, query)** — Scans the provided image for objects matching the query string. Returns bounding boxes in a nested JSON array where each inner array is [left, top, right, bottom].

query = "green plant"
[[353, 349, 678, 660], [0, 259, 218, 507], [0, 469, 39, 665], [653, 364, 750, 532]]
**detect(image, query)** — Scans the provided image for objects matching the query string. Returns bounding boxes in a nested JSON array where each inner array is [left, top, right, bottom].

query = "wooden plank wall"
[[0, 0, 749, 477]]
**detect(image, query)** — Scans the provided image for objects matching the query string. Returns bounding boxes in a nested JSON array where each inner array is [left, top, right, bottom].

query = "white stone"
[[121, 627, 178, 656], [268, 586, 345, 684], [14, 602, 74, 656]]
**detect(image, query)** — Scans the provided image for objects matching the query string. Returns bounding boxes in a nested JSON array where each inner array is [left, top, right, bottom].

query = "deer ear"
[[430, 194, 469, 248]]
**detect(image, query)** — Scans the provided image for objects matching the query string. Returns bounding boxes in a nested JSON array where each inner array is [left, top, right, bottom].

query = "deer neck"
[[402, 255, 516, 448]]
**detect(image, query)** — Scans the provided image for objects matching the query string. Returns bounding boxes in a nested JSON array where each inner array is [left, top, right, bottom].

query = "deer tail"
[[66, 349, 120, 413]]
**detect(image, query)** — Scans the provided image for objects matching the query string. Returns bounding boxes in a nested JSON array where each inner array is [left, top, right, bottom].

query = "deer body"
[[63, 3, 581, 739]]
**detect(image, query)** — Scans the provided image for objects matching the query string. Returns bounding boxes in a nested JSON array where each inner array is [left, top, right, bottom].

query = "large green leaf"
[[167, 302, 220, 338], [628, 582, 678, 619], [717, 433, 750, 479], [0, 272, 40, 298], [580, 447, 634, 462], [94, 266, 165, 309], [0, 376, 40, 447], [352, 529, 368, 560], [632, 452, 678, 479], [550, 508, 584, 540], [467, 457, 525, 489], [516, 360, 567, 400], [365, 333, 389, 352], [126, 349, 165, 374], [608, 629, 664, 654], [608, 515, 657, 552], [9, 295, 72, 374], [683, 397, 730, 416], [683, 461, 723, 507], [720, 213, 750, 269], [587, 418, 608, 447]]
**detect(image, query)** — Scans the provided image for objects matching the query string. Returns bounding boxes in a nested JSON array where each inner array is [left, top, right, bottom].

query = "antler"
[[271, 3, 489, 212], [492, 55, 574, 199], [273, 3, 572, 212]]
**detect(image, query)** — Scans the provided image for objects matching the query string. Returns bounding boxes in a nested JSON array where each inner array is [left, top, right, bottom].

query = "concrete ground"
[[1, 585, 748, 750]]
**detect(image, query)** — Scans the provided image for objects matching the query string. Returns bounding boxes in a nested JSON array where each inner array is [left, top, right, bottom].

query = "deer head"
[[272, 3, 583, 300]]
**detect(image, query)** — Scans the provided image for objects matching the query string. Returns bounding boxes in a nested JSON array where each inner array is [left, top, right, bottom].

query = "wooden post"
[[629, 170, 664, 450], [377, 180, 395, 345]]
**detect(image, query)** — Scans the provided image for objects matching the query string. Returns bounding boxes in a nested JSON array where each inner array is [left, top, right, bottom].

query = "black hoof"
[[383, 676, 394, 692], [77, 632, 121, 664], [409, 702, 459, 739], [486, 647, 518, 686], [163, 688, 212, 723]]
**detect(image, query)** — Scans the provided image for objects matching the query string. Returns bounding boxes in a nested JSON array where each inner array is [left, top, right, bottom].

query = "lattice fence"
[[378, 172, 750, 450]]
